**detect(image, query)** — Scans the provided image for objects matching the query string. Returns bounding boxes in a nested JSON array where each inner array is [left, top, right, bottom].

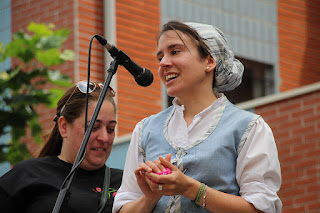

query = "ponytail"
[[37, 122, 62, 157]]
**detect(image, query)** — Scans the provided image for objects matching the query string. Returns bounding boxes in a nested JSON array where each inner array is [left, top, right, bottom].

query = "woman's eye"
[[93, 126, 99, 131], [107, 128, 115, 133], [172, 50, 180, 55]]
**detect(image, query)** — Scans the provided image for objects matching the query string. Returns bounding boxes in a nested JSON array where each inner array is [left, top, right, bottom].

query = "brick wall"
[[11, 0, 74, 77], [278, 0, 320, 92], [116, 0, 162, 136], [77, 0, 105, 82], [255, 89, 320, 212], [265, 0, 320, 211]]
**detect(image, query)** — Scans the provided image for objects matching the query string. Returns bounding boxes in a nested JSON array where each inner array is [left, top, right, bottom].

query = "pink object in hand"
[[149, 168, 172, 183], [157, 168, 172, 175]]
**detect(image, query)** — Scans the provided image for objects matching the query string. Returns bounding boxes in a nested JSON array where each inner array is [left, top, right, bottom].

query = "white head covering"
[[185, 22, 244, 92]]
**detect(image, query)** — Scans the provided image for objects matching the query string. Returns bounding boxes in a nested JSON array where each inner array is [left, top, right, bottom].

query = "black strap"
[[98, 166, 110, 213]]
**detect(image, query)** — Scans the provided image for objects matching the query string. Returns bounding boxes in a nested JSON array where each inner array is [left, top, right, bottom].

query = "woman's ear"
[[58, 116, 68, 138], [205, 56, 216, 72]]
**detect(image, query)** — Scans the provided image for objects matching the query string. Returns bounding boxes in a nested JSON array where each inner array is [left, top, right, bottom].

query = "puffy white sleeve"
[[112, 121, 145, 213], [236, 117, 282, 213]]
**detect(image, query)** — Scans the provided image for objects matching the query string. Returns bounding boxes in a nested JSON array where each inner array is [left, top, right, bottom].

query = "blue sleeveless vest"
[[139, 99, 259, 212]]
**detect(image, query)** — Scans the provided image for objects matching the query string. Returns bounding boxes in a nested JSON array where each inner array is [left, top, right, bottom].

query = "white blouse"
[[113, 95, 282, 213]]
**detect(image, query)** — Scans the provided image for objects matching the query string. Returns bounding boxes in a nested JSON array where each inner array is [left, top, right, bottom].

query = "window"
[[224, 57, 274, 104]]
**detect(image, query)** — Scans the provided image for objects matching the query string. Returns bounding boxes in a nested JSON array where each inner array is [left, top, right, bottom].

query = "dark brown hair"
[[38, 84, 116, 157], [158, 20, 211, 59]]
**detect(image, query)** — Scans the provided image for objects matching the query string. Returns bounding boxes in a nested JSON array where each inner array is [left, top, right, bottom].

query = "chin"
[[166, 89, 177, 98], [82, 159, 106, 170], [92, 160, 107, 167], [166, 85, 182, 97]]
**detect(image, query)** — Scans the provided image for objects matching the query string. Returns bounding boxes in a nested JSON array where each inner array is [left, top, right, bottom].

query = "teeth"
[[166, 74, 178, 81], [94, 148, 105, 151]]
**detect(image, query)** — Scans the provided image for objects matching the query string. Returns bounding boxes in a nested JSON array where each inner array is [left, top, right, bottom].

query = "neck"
[[177, 90, 217, 126]]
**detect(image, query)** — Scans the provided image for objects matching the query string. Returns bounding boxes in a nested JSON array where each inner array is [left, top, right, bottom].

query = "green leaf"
[[27, 22, 54, 37], [47, 70, 72, 86], [38, 35, 65, 50], [54, 28, 70, 38], [46, 88, 66, 108], [5, 140, 32, 165], [60, 49, 75, 61], [0, 67, 20, 83], [11, 126, 26, 142], [0, 70, 10, 80], [36, 48, 62, 66], [0, 42, 5, 62], [28, 116, 42, 144], [0, 22, 73, 165], [5, 40, 35, 63]]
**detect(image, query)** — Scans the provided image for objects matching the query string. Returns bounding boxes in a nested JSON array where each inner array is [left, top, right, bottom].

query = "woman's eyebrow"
[[156, 43, 184, 57], [109, 120, 117, 125], [87, 120, 117, 125]]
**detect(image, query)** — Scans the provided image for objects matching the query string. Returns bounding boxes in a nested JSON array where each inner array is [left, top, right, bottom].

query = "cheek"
[[158, 67, 164, 77], [73, 128, 85, 145], [110, 133, 116, 143], [74, 127, 84, 137]]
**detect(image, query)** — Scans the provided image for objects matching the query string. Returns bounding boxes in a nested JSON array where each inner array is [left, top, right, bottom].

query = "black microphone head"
[[95, 34, 108, 46], [135, 68, 153, 87]]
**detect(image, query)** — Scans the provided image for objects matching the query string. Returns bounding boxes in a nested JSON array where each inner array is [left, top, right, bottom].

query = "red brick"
[[308, 201, 320, 212], [294, 176, 318, 187], [279, 0, 320, 91], [306, 183, 320, 193], [295, 194, 318, 204], [279, 186, 305, 198], [293, 158, 317, 170], [283, 205, 305, 213]]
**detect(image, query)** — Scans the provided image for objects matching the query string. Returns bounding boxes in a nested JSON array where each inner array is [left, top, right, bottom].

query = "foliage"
[[0, 22, 74, 165]]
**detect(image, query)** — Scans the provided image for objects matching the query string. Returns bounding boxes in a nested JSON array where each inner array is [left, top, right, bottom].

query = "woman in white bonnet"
[[113, 20, 282, 213]]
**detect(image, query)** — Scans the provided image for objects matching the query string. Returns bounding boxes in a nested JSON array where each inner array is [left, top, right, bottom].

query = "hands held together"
[[134, 153, 198, 202]]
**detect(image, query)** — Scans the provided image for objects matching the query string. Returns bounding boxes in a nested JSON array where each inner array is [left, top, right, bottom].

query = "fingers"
[[152, 153, 172, 172], [153, 159, 166, 172], [138, 160, 163, 174], [147, 160, 162, 173], [146, 172, 162, 184], [135, 167, 146, 176], [165, 153, 171, 162], [159, 155, 175, 170], [153, 153, 171, 172], [138, 163, 152, 173], [137, 153, 174, 184]]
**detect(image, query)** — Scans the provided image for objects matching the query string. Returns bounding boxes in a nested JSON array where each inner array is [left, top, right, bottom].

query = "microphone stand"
[[52, 59, 119, 213]]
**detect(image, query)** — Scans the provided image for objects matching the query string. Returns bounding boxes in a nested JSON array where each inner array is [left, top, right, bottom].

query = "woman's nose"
[[159, 55, 172, 68], [97, 129, 109, 142]]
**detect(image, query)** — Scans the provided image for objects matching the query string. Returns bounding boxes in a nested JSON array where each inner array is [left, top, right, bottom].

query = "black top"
[[0, 156, 122, 213]]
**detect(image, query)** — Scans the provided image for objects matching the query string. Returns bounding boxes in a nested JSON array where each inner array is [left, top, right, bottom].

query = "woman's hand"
[[145, 154, 199, 200], [134, 154, 172, 201]]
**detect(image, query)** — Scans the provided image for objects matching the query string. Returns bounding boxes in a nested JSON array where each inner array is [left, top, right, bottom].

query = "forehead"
[[81, 100, 116, 123], [158, 30, 193, 48], [157, 30, 196, 56], [95, 101, 115, 116]]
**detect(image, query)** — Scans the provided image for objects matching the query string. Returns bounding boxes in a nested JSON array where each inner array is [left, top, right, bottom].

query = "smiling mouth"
[[165, 74, 178, 82], [92, 148, 105, 151]]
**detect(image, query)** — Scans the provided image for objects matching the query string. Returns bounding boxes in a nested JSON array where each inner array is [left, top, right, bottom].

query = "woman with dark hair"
[[113, 21, 281, 213], [0, 81, 122, 213]]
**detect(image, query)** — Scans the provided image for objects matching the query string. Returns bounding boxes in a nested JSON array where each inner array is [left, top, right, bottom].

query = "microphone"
[[95, 35, 153, 87]]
